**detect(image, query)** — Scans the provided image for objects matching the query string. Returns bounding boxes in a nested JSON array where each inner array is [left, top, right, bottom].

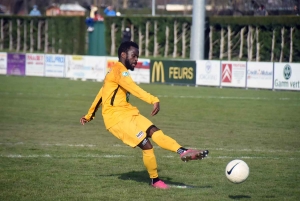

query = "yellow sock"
[[142, 149, 158, 179], [151, 130, 182, 152]]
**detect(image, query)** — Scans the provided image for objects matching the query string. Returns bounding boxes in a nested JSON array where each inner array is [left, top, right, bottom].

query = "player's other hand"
[[151, 102, 160, 116], [80, 116, 88, 125]]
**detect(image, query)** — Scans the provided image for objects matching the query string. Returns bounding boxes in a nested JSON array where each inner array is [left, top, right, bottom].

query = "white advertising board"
[[221, 61, 246, 88], [106, 56, 150, 84], [246, 62, 273, 89], [274, 63, 300, 91], [26, 54, 45, 76], [196, 60, 220, 86], [0, 52, 7, 74], [65, 55, 106, 81], [45, 54, 65, 77]]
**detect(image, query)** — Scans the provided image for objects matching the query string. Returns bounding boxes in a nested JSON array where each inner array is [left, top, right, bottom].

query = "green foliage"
[[104, 16, 300, 61], [0, 75, 300, 200], [0, 16, 86, 55]]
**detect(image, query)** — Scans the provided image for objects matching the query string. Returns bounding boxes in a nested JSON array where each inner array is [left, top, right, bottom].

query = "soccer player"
[[80, 41, 209, 189]]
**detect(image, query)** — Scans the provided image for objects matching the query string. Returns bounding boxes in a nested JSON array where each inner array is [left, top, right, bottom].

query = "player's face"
[[125, 46, 139, 71]]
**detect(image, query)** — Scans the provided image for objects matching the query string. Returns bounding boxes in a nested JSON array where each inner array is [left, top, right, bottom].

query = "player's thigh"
[[108, 115, 153, 147]]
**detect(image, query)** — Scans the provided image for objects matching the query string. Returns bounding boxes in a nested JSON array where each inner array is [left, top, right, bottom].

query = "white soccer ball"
[[225, 159, 249, 184]]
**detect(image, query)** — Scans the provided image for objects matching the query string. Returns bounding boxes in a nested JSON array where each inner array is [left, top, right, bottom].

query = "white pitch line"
[[1, 143, 299, 153], [0, 92, 299, 101], [0, 154, 298, 160]]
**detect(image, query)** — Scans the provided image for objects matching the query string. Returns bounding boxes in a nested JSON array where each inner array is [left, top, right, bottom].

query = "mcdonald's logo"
[[152, 61, 165, 83]]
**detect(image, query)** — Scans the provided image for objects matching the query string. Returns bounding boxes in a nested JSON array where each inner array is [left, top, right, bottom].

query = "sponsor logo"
[[169, 67, 193, 79], [152, 61, 165, 83], [247, 69, 272, 79], [136, 131, 144, 139], [283, 64, 292, 80], [227, 162, 240, 175], [205, 61, 212, 74], [199, 61, 217, 81], [222, 64, 232, 83], [122, 71, 129, 77]]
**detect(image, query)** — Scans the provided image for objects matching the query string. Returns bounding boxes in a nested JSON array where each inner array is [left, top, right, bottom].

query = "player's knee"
[[146, 125, 160, 138], [138, 137, 153, 150]]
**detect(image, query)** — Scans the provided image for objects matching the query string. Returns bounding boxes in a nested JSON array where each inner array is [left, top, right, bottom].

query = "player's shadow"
[[229, 195, 251, 200], [117, 170, 213, 189]]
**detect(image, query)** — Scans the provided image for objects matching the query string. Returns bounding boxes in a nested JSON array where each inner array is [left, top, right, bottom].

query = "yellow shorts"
[[108, 114, 153, 147]]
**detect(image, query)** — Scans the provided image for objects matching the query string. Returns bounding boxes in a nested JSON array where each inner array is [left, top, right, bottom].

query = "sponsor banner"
[[196, 60, 221, 86], [0, 52, 7, 74], [26, 53, 45, 76], [151, 60, 196, 85], [106, 57, 150, 83], [221, 61, 246, 88], [247, 62, 273, 89], [7, 53, 26, 76], [274, 63, 300, 91], [65, 55, 106, 81], [45, 54, 65, 77]]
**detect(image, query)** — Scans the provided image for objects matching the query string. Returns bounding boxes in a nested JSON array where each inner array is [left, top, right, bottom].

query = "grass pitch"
[[0, 75, 299, 201]]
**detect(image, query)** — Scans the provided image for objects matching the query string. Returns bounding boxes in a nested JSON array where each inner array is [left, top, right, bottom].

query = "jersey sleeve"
[[84, 87, 103, 121], [117, 70, 160, 104]]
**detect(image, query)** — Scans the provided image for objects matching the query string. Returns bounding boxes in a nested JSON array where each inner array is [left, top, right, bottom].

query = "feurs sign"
[[151, 60, 196, 85]]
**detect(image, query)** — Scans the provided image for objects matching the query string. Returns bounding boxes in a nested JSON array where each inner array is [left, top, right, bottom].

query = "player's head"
[[118, 41, 139, 71]]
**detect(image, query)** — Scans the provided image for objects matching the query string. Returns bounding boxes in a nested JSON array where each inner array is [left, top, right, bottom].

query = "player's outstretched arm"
[[151, 102, 160, 116]]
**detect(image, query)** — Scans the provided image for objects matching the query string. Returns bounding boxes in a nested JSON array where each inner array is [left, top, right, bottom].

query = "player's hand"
[[80, 116, 88, 125], [151, 102, 160, 116]]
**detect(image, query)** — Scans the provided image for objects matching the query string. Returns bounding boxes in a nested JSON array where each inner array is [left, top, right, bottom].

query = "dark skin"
[[80, 46, 160, 150]]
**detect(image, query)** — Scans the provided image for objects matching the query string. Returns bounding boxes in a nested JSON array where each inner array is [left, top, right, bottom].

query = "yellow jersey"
[[84, 62, 159, 129]]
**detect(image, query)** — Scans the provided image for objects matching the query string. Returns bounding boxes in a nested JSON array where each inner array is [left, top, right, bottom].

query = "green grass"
[[0, 75, 299, 201]]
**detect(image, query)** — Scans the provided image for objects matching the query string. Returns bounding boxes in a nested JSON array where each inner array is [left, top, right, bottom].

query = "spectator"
[[255, 5, 268, 16], [122, 27, 131, 43], [293, 5, 299, 16], [85, 5, 103, 32], [29, 5, 41, 16], [104, 6, 116, 16]]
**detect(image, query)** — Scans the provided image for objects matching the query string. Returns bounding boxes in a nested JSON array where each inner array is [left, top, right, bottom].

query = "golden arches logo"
[[152, 61, 165, 83]]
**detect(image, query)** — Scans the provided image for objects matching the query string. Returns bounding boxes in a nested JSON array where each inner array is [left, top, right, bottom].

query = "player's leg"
[[137, 138, 169, 189], [108, 116, 168, 189], [146, 125, 209, 162]]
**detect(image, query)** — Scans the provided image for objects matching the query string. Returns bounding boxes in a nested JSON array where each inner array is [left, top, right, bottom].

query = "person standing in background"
[[104, 5, 116, 16], [29, 5, 41, 16]]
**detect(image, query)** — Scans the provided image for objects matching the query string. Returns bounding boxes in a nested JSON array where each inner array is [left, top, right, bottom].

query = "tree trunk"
[[289, 27, 294, 63], [271, 29, 275, 62], [247, 25, 253, 61], [138, 27, 143, 56], [9, 21, 13, 51], [110, 23, 116, 56], [145, 21, 150, 57], [164, 26, 169, 57], [153, 21, 159, 57], [182, 23, 187, 58], [209, 25, 213, 60], [279, 27, 284, 62], [256, 27, 260, 62], [17, 19, 21, 52], [37, 20, 42, 51], [219, 27, 224, 59], [44, 20, 48, 53], [130, 24, 134, 42], [30, 20, 34, 52], [172, 21, 178, 58], [227, 25, 231, 60], [23, 20, 27, 52], [0, 19, 3, 50], [239, 27, 245, 60]]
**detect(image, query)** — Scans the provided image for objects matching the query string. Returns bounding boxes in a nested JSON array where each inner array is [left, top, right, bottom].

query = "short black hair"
[[118, 41, 139, 59]]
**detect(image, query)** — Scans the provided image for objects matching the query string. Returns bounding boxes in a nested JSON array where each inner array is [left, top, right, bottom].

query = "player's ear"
[[121, 52, 126, 59]]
